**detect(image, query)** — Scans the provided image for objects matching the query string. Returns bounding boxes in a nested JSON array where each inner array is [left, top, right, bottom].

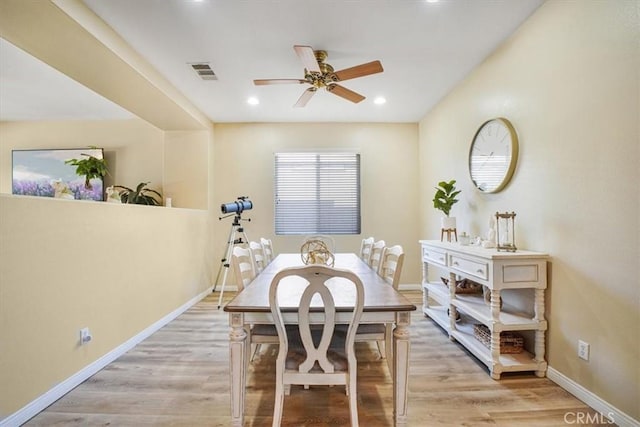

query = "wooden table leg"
[[393, 311, 411, 426], [229, 313, 247, 426]]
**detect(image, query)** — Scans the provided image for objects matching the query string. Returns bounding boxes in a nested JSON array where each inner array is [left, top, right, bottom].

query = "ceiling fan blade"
[[326, 84, 365, 103], [294, 87, 317, 108], [254, 79, 307, 86], [332, 60, 384, 82], [293, 45, 321, 73]]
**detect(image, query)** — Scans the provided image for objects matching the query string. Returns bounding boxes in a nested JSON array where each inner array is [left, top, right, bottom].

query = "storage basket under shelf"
[[440, 277, 483, 294], [473, 324, 524, 354]]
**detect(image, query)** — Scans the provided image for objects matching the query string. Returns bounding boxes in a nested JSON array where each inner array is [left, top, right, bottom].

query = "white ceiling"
[[0, 0, 544, 123]]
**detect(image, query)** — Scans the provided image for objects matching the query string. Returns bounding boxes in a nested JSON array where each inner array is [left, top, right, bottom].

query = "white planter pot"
[[441, 217, 457, 230]]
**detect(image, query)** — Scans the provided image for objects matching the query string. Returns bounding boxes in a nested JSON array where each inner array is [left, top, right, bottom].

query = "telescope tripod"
[[213, 213, 249, 309]]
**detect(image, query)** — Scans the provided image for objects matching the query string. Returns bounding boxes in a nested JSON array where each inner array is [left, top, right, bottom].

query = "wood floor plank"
[[24, 291, 607, 426]]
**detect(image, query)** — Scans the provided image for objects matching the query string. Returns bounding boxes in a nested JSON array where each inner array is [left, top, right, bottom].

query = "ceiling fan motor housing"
[[305, 50, 335, 88]]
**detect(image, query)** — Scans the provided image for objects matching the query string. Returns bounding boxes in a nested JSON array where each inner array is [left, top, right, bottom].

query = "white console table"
[[420, 240, 549, 379]]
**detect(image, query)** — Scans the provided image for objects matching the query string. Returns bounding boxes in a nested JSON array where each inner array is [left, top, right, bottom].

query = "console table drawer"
[[449, 255, 489, 281], [423, 246, 447, 266], [502, 264, 541, 284]]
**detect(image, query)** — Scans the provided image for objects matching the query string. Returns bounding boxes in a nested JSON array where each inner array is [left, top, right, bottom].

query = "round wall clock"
[[469, 117, 519, 193]]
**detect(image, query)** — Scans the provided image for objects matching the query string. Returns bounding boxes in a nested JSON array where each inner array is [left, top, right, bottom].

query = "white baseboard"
[[547, 366, 639, 427], [0, 286, 214, 427], [398, 282, 421, 291]]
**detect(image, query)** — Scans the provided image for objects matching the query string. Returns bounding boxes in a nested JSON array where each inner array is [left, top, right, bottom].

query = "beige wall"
[[164, 130, 212, 210], [213, 122, 421, 285], [0, 194, 212, 416], [418, 0, 639, 419]]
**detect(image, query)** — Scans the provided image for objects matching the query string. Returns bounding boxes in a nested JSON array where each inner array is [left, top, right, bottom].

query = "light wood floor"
[[25, 291, 608, 426]]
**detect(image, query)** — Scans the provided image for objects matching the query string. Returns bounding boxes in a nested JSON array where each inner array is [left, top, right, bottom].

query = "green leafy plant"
[[64, 147, 109, 189], [433, 179, 461, 217], [114, 182, 162, 206]]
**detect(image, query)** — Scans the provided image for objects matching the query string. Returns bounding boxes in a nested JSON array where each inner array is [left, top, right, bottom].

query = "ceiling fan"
[[253, 45, 384, 107]]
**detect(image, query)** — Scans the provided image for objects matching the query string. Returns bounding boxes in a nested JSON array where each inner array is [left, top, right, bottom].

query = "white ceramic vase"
[[441, 216, 457, 230]]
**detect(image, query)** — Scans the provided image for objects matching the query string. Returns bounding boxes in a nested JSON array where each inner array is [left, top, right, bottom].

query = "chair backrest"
[[260, 237, 274, 264], [378, 245, 405, 289], [269, 264, 365, 375], [249, 241, 266, 273], [231, 246, 256, 292], [359, 237, 375, 262], [368, 240, 386, 271]]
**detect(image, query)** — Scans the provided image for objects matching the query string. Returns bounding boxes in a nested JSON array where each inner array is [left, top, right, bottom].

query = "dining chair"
[[358, 236, 375, 263], [355, 245, 405, 365], [378, 245, 405, 288], [367, 239, 386, 271], [231, 246, 278, 362], [231, 246, 256, 292], [269, 264, 364, 427], [249, 240, 267, 273], [260, 237, 275, 264]]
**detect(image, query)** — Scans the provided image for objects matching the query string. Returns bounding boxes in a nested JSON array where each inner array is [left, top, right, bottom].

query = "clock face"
[[469, 118, 519, 193]]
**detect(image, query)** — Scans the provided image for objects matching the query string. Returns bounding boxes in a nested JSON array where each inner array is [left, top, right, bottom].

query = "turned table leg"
[[393, 311, 411, 426], [229, 313, 247, 426]]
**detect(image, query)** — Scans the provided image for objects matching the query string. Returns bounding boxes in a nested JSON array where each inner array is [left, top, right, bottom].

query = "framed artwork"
[[12, 148, 105, 201]]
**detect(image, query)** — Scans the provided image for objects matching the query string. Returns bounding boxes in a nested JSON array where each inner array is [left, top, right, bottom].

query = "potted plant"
[[64, 147, 109, 190], [433, 179, 461, 240], [114, 182, 163, 206]]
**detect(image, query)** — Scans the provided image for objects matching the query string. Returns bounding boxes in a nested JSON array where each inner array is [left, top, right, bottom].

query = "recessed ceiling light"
[[374, 97, 387, 105], [247, 97, 259, 106], [426, 0, 439, 3]]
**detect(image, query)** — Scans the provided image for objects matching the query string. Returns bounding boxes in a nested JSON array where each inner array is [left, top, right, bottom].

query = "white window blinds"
[[274, 152, 361, 235]]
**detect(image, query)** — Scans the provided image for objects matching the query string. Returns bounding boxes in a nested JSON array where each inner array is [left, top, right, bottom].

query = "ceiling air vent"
[[189, 62, 217, 80]]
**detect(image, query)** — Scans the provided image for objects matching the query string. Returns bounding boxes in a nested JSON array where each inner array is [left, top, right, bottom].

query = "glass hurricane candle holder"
[[496, 211, 517, 252]]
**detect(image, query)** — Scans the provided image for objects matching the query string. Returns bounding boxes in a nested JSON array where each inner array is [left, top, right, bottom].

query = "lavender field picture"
[[12, 148, 104, 201]]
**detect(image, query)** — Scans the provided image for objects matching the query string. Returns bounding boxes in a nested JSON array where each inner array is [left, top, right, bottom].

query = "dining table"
[[223, 252, 417, 426]]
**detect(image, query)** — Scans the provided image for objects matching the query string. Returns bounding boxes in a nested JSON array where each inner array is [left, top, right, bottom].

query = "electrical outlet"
[[578, 340, 590, 361], [79, 327, 92, 345]]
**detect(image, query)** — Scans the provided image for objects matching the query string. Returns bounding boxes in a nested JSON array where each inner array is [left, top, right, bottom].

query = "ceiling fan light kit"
[[254, 45, 384, 107]]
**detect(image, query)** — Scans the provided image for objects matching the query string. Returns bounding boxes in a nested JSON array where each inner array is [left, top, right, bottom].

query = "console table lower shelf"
[[423, 282, 547, 379]]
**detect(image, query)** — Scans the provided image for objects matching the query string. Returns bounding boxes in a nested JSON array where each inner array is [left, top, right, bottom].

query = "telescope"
[[220, 196, 253, 214]]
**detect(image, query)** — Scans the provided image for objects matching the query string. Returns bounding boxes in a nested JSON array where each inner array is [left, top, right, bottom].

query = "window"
[[274, 152, 361, 235]]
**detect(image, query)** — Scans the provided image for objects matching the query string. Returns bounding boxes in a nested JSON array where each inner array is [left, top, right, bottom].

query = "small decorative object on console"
[[496, 211, 517, 252], [482, 215, 497, 248], [459, 232, 471, 245]]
